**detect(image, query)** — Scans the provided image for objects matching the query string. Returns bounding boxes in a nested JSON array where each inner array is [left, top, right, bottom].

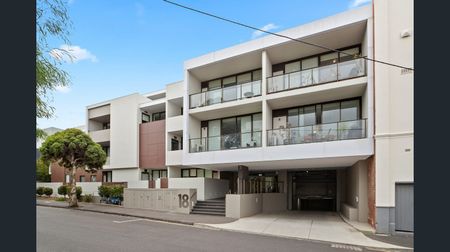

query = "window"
[[205, 69, 262, 90], [252, 70, 262, 81], [79, 175, 85, 182], [288, 108, 299, 128], [141, 170, 149, 180], [142, 113, 150, 123], [322, 102, 340, 123], [285, 61, 301, 73], [222, 76, 236, 87], [213, 171, 219, 179], [197, 169, 204, 177], [339, 47, 360, 62], [90, 175, 97, 182], [205, 170, 213, 178], [65, 174, 71, 183], [237, 73, 252, 84], [182, 169, 189, 177], [160, 170, 167, 178], [208, 79, 221, 90], [152, 112, 165, 121], [208, 120, 221, 151], [340, 100, 360, 121], [320, 52, 339, 66], [301, 57, 318, 70], [103, 171, 112, 182], [102, 122, 110, 129], [102, 146, 110, 156], [301, 106, 317, 126], [171, 138, 179, 151], [189, 169, 197, 177], [152, 170, 160, 180]]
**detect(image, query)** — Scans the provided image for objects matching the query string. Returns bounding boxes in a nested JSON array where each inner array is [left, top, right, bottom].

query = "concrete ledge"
[[341, 203, 358, 221]]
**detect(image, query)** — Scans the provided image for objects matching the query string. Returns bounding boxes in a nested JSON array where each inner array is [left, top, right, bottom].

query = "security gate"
[[395, 183, 414, 232]]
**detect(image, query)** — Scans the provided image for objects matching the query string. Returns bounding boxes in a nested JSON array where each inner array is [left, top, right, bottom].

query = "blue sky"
[[38, 0, 371, 129]]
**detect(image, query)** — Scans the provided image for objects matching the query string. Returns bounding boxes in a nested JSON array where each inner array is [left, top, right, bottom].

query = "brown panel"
[[160, 178, 168, 188], [50, 162, 103, 183], [139, 120, 166, 168], [367, 155, 376, 228]]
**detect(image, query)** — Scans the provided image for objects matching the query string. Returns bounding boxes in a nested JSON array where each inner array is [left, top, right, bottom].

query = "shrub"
[[83, 194, 94, 203], [36, 187, 45, 196], [43, 187, 53, 196], [55, 197, 66, 202], [98, 185, 111, 198], [110, 186, 124, 200], [58, 185, 68, 198]]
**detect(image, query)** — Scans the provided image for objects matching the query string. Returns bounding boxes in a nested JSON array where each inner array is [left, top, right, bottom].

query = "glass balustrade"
[[267, 119, 366, 146], [189, 80, 262, 108], [189, 131, 262, 153], [267, 58, 366, 94]]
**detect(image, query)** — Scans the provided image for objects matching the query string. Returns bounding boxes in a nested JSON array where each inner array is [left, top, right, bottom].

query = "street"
[[37, 206, 398, 252]]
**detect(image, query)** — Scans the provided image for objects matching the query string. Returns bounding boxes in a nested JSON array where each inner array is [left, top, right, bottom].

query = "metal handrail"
[[189, 131, 262, 153], [267, 119, 367, 146], [189, 80, 262, 109], [267, 58, 366, 94]]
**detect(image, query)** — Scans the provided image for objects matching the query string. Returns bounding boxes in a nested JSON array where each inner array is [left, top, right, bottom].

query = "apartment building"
[[83, 1, 413, 234]]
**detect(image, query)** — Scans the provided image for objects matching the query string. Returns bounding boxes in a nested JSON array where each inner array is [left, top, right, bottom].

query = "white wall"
[[225, 193, 262, 218], [127, 180, 149, 189], [166, 81, 184, 100], [374, 0, 414, 207], [109, 94, 145, 169], [168, 178, 228, 201], [113, 168, 140, 182]]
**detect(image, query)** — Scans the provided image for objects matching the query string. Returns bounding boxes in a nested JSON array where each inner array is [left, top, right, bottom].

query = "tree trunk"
[[68, 166, 78, 207]]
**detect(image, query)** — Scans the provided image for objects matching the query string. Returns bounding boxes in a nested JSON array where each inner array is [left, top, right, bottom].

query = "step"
[[195, 201, 225, 206], [193, 205, 225, 210], [191, 210, 225, 216], [192, 207, 225, 213]]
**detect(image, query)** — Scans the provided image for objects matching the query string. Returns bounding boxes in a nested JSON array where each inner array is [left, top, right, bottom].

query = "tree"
[[36, 0, 72, 138], [36, 158, 51, 182], [40, 128, 106, 207]]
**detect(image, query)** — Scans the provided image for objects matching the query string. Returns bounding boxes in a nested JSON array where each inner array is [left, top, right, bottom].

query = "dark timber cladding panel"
[[139, 120, 166, 169]]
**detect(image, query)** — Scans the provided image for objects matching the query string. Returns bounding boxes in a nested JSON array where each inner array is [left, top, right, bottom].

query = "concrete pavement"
[[36, 199, 235, 225], [201, 211, 412, 250], [38, 206, 387, 252]]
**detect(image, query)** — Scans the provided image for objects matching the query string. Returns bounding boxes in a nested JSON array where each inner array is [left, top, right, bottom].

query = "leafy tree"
[[40, 128, 106, 207], [44, 187, 53, 196], [36, 0, 72, 137], [36, 158, 51, 182]]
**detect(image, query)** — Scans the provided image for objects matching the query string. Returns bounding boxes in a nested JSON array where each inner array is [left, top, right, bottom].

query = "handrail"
[[189, 80, 262, 108], [267, 58, 366, 94], [267, 119, 367, 146], [189, 131, 262, 153]]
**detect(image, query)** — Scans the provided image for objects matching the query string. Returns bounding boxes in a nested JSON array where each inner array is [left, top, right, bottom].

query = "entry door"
[[395, 183, 414, 232]]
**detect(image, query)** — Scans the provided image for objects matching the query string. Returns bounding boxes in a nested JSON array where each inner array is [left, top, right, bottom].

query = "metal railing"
[[267, 119, 367, 146], [189, 131, 262, 153], [189, 80, 262, 109], [267, 58, 366, 94]]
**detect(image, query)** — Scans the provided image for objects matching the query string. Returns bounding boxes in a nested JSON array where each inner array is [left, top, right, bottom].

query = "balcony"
[[189, 131, 262, 153], [267, 58, 366, 94], [89, 129, 110, 143], [190, 80, 261, 109], [267, 119, 366, 146]]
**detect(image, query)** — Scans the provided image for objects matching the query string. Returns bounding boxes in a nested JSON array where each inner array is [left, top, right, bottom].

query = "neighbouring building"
[[52, 1, 413, 234]]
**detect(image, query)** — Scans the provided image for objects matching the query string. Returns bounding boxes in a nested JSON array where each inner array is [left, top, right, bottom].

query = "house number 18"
[[178, 194, 189, 208]]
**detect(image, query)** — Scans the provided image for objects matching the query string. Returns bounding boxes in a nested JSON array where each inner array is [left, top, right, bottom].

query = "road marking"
[[331, 244, 362, 251], [113, 218, 145, 224]]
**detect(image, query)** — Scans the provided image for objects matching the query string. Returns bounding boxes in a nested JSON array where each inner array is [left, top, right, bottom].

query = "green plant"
[[36, 187, 45, 196], [58, 185, 68, 198], [98, 185, 111, 198], [44, 187, 53, 196], [36, 158, 51, 182], [110, 186, 124, 200], [40, 128, 106, 207], [83, 194, 94, 203], [55, 197, 66, 202]]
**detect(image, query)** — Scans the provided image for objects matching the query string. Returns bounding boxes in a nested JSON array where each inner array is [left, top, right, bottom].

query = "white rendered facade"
[[84, 2, 413, 234]]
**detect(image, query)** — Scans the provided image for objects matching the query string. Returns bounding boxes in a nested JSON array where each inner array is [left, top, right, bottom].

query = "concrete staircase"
[[191, 198, 225, 216]]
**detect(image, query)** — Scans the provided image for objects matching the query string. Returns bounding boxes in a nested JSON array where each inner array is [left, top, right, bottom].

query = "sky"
[[38, 0, 372, 130]]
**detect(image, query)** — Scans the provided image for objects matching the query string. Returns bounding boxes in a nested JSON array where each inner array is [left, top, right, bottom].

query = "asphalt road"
[[37, 206, 396, 252]]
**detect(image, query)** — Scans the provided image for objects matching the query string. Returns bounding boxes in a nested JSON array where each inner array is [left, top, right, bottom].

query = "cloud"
[[50, 44, 98, 63], [68, 0, 75, 4], [55, 85, 71, 94], [349, 0, 371, 8], [251, 23, 280, 39]]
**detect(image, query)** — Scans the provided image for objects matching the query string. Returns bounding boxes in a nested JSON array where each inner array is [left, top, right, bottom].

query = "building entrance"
[[291, 170, 336, 211]]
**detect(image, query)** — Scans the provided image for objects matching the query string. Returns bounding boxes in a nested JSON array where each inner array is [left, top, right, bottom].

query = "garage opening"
[[291, 170, 336, 211]]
